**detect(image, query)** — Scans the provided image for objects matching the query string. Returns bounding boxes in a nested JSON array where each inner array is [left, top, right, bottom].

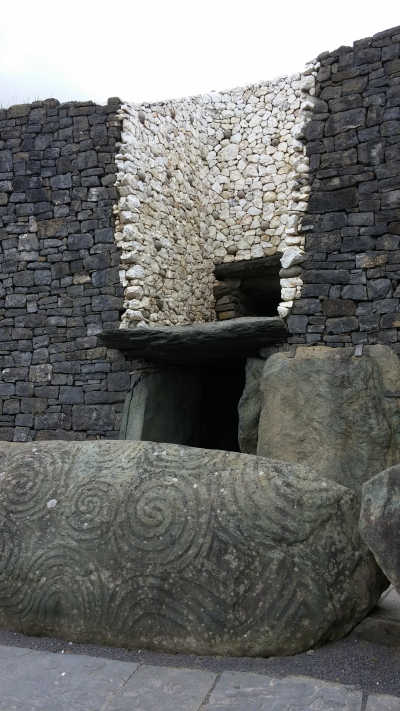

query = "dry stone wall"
[[115, 65, 318, 327], [289, 24, 400, 351], [1, 23, 400, 442], [0, 98, 129, 443]]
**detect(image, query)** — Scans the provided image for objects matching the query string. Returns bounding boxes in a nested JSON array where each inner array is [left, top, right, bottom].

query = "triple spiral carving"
[[0, 441, 374, 656]]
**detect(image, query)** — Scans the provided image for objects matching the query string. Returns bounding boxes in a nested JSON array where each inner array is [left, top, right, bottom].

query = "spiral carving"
[[15, 547, 102, 635], [116, 473, 211, 570], [63, 479, 118, 547], [0, 441, 384, 657], [0, 447, 60, 520]]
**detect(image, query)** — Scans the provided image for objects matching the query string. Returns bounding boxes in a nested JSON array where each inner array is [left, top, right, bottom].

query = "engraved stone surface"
[[203, 671, 362, 711], [0, 441, 385, 656], [257, 345, 400, 498], [360, 464, 400, 595]]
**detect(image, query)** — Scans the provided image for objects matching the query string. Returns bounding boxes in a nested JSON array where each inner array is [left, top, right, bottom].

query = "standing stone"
[[257, 346, 400, 498], [120, 367, 205, 446], [360, 464, 400, 595], [238, 358, 265, 454], [0, 441, 386, 657]]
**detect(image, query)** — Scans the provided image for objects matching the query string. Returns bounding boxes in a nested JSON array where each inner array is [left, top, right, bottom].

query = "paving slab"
[[2, 641, 400, 711], [105, 664, 216, 710], [203, 670, 362, 711], [0, 644, 137, 711], [353, 586, 400, 646], [366, 695, 400, 710]]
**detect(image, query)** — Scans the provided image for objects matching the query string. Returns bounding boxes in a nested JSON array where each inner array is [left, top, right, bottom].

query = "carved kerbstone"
[[0, 441, 385, 656]]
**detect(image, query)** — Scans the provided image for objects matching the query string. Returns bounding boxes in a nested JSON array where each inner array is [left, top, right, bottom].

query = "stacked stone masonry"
[[1, 24, 400, 442], [115, 68, 317, 327], [0, 98, 131, 443], [290, 24, 400, 351]]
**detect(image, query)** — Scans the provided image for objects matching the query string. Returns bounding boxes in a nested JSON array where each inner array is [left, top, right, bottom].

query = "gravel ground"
[[1, 627, 399, 709]]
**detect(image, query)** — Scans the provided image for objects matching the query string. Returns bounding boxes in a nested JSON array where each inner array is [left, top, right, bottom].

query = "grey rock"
[[29, 364, 52, 383], [204, 671, 362, 711], [0, 150, 13, 172], [287, 314, 308, 333], [34, 412, 71, 430], [107, 371, 131, 392], [360, 464, 400, 595], [308, 188, 359, 213], [59, 386, 84, 405], [214, 255, 281, 280], [101, 317, 288, 366], [257, 345, 400, 499], [368, 279, 392, 300], [366, 695, 400, 710], [238, 358, 265, 454], [106, 665, 216, 711], [279, 266, 302, 278], [0, 441, 385, 656], [72, 404, 115, 431], [120, 368, 204, 446], [0, 645, 137, 711], [0, 383, 15, 397], [325, 316, 358, 334], [50, 174, 72, 189], [325, 108, 366, 136], [352, 587, 400, 647], [34, 269, 52, 285], [0, 428, 14, 442], [322, 299, 356, 317]]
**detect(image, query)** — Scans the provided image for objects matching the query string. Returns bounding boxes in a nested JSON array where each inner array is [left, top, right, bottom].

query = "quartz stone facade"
[[114, 63, 318, 327]]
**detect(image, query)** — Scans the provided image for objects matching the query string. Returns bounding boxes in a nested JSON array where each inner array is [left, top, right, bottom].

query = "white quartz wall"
[[114, 60, 319, 328]]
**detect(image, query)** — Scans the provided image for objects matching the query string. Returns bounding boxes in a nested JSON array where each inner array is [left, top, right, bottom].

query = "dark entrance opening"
[[213, 254, 282, 320], [120, 360, 247, 453], [239, 273, 281, 316], [106, 311, 288, 453], [200, 360, 247, 452]]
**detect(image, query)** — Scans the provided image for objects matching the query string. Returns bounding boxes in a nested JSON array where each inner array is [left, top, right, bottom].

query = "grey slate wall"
[[288, 24, 400, 350], [0, 97, 131, 443]]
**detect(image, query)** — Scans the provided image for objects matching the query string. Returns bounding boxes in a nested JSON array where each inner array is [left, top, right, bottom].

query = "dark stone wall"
[[288, 24, 400, 351], [0, 97, 130, 443]]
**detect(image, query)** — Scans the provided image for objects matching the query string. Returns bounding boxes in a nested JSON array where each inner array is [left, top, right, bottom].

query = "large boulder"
[[238, 358, 265, 455], [0, 441, 385, 657], [360, 464, 400, 594], [256, 345, 400, 498]]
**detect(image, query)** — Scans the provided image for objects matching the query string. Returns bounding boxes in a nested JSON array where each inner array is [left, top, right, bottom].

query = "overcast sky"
[[0, 1, 399, 108]]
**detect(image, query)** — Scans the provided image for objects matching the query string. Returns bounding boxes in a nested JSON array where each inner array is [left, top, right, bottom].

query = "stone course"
[[0, 98, 130, 442], [290, 24, 400, 351]]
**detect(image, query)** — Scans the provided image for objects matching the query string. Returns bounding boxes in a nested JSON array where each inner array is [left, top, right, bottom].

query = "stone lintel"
[[101, 316, 288, 365]]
